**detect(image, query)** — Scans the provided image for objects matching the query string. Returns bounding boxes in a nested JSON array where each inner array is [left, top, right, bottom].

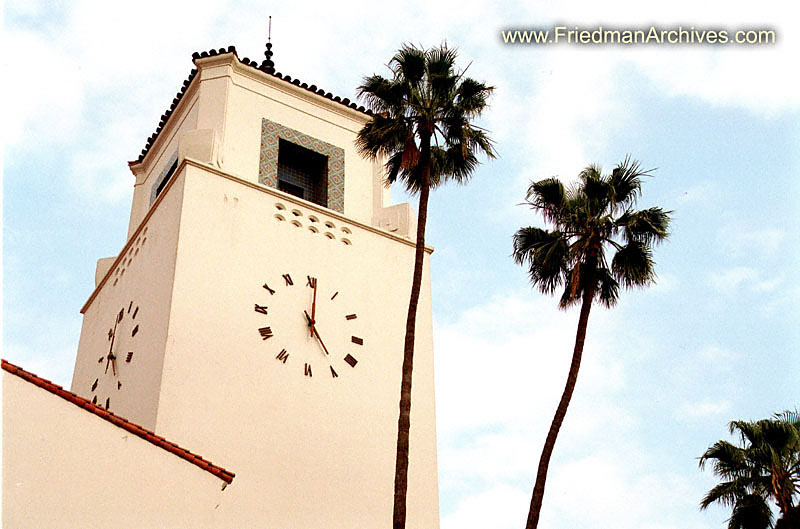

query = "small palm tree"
[[512, 157, 671, 528], [700, 411, 800, 529], [356, 43, 495, 529]]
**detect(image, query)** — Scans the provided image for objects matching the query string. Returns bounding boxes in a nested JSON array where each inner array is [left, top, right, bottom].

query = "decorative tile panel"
[[259, 119, 345, 213]]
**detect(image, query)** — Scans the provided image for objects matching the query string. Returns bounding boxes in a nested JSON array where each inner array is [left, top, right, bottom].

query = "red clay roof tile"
[[1, 359, 235, 484]]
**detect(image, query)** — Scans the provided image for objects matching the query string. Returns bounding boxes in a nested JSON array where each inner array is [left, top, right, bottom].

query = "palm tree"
[[700, 411, 800, 529], [512, 157, 671, 528], [356, 44, 495, 529]]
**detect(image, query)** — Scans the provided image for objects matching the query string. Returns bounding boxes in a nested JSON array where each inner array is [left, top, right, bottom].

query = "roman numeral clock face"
[[90, 301, 140, 409], [255, 273, 363, 379]]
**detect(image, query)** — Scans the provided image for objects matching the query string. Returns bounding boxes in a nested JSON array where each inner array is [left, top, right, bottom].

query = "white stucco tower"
[[69, 45, 439, 528]]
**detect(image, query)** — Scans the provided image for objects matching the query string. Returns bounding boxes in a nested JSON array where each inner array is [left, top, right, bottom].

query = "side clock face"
[[90, 300, 141, 409], [255, 272, 364, 379]]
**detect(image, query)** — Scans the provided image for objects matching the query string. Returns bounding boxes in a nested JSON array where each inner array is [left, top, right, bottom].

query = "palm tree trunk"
[[393, 131, 432, 529], [526, 283, 595, 528]]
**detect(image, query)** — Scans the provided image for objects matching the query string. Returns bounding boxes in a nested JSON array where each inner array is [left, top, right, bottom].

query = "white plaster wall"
[[151, 164, 439, 528], [72, 165, 188, 430], [3, 372, 227, 529]]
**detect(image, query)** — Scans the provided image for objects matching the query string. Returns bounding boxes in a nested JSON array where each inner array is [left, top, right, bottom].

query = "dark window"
[[155, 159, 178, 199], [277, 139, 328, 207]]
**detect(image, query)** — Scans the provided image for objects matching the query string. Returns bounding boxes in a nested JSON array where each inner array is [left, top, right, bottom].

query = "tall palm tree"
[[356, 43, 495, 529], [512, 157, 671, 528], [700, 411, 800, 529]]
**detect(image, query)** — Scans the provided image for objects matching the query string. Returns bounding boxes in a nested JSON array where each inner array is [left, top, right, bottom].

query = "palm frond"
[[512, 227, 568, 296], [525, 178, 567, 224], [356, 75, 400, 114], [700, 440, 750, 478], [355, 113, 409, 159], [616, 207, 672, 244], [579, 165, 611, 215], [611, 240, 656, 288], [595, 267, 620, 308], [391, 45, 426, 86], [608, 155, 651, 209], [454, 77, 494, 116], [701, 480, 749, 509], [728, 494, 773, 529]]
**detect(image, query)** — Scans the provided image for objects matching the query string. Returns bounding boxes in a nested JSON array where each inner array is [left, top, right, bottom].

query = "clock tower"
[[70, 45, 439, 528]]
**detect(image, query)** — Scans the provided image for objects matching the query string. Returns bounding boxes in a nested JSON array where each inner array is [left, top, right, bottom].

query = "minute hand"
[[304, 310, 331, 356]]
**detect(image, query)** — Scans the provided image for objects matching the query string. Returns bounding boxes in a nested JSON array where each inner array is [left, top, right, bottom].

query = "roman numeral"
[[282, 274, 293, 286], [98, 356, 104, 363], [330, 291, 339, 300], [344, 354, 358, 368], [117, 309, 124, 323], [132, 306, 139, 319], [330, 366, 339, 378], [108, 328, 113, 340], [91, 379, 98, 391], [345, 314, 357, 320], [306, 276, 317, 288], [92, 395, 97, 405], [117, 381, 122, 390], [254, 304, 269, 315], [128, 301, 133, 313], [131, 325, 139, 337], [351, 336, 363, 345], [126, 352, 133, 363], [105, 397, 110, 409], [304, 363, 312, 377], [262, 283, 276, 295], [276, 349, 289, 363], [259, 327, 274, 340]]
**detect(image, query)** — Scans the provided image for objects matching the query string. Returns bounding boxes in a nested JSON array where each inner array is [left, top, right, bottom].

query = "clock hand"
[[310, 279, 318, 337], [312, 327, 331, 356], [105, 313, 120, 373], [304, 310, 331, 356]]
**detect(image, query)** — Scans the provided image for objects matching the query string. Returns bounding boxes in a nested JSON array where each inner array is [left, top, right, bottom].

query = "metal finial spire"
[[262, 16, 275, 74]]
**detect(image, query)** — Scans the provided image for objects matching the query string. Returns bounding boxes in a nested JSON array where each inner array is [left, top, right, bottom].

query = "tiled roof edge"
[[1, 359, 235, 484], [132, 45, 372, 165]]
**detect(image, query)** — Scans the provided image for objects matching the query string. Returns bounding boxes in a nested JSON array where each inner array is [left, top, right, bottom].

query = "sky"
[[3, 1, 799, 528]]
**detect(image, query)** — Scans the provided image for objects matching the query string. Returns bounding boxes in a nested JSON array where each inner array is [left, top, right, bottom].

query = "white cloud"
[[675, 182, 718, 206], [717, 225, 786, 259], [519, 50, 626, 185], [2, 29, 85, 148], [434, 293, 618, 434], [677, 399, 732, 419], [697, 344, 736, 364], [710, 266, 783, 294], [2, 343, 77, 389], [545, 454, 711, 529], [442, 483, 529, 529]]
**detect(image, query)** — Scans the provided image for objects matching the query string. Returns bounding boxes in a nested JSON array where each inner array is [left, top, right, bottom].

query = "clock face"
[[255, 272, 363, 379], [90, 300, 140, 409]]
